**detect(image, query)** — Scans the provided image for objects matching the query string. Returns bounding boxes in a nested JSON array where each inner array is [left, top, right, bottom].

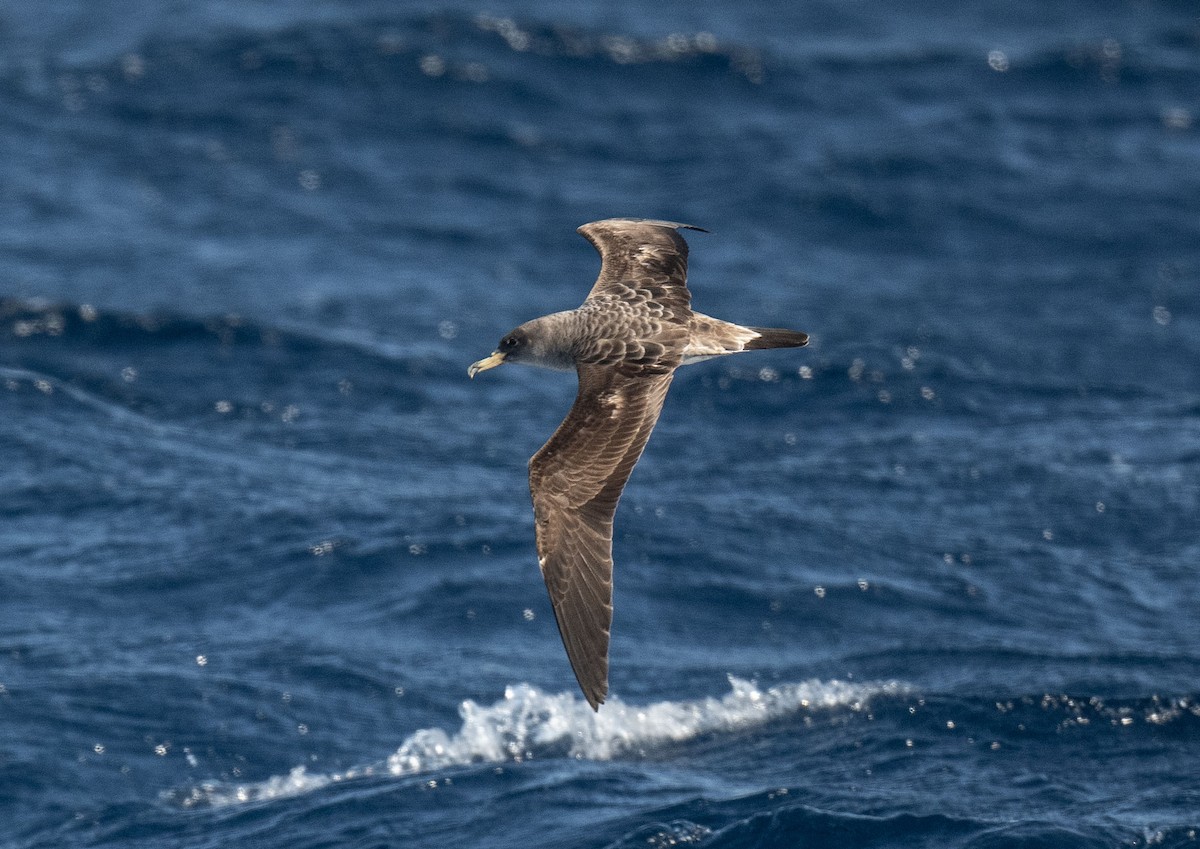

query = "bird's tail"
[[745, 327, 810, 350], [680, 315, 810, 364]]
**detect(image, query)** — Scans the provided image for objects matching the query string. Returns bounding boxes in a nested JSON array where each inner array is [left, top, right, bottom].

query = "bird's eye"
[[501, 335, 518, 351]]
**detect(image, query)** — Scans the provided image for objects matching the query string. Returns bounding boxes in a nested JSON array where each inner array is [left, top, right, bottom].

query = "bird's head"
[[469, 313, 579, 377], [468, 327, 530, 378]]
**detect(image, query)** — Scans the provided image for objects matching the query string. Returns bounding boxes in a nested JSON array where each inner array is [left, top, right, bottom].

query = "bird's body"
[[469, 218, 809, 709]]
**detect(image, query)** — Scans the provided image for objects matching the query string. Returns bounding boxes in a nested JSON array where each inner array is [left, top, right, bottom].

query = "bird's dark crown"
[[498, 329, 527, 353]]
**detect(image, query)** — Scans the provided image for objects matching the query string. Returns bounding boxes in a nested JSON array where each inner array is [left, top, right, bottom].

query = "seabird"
[[469, 218, 809, 710]]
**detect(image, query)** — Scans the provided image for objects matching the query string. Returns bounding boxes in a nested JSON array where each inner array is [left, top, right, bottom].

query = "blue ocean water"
[[2, 0, 1199, 846]]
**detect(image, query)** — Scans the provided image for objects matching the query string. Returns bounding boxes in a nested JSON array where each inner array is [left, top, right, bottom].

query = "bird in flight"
[[469, 218, 809, 710]]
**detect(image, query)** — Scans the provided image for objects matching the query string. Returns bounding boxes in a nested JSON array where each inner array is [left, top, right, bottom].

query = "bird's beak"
[[468, 351, 506, 379]]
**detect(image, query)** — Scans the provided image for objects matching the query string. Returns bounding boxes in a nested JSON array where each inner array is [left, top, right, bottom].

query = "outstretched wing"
[[577, 218, 706, 317], [528, 364, 674, 709]]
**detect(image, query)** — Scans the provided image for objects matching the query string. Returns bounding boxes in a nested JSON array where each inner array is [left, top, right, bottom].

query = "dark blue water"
[[3, 2, 1199, 846]]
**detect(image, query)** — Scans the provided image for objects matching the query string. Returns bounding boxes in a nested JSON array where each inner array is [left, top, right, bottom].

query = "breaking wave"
[[170, 675, 908, 809]]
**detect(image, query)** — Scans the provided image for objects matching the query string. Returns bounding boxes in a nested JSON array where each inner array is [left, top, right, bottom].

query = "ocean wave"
[[168, 675, 907, 809], [5, 10, 769, 103], [0, 295, 454, 366], [0, 296, 276, 347]]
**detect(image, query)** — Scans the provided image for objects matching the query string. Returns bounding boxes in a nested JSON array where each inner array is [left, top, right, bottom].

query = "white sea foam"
[[172, 676, 907, 808]]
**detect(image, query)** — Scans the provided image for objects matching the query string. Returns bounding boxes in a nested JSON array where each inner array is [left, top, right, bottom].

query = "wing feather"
[[528, 366, 674, 709], [577, 218, 705, 317]]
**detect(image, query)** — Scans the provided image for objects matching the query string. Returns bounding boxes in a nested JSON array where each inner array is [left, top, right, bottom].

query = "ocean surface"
[[2, 1, 1199, 847]]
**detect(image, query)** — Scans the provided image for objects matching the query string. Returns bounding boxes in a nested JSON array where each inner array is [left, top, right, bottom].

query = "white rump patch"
[[681, 315, 760, 364]]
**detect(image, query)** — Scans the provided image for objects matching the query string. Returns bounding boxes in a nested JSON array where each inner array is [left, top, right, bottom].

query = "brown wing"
[[577, 218, 706, 317], [528, 364, 674, 709]]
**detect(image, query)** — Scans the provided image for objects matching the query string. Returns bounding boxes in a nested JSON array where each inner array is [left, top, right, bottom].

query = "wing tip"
[[572, 656, 609, 713], [583, 675, 608, 710]]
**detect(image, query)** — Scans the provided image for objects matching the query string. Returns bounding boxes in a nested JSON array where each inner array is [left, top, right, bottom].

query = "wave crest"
[[171, 676, 906, 809]]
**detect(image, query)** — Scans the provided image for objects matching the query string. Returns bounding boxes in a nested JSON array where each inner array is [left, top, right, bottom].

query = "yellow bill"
[[468, 351, 506, 378]]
